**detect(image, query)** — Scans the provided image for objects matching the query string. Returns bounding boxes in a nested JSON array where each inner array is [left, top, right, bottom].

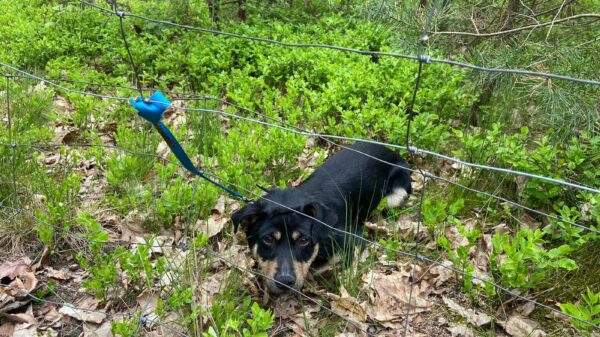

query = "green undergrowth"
[[1, 0, 598, 335]]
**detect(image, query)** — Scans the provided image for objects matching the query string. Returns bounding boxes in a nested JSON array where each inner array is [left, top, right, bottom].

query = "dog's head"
[[232, 192, 336, 294]]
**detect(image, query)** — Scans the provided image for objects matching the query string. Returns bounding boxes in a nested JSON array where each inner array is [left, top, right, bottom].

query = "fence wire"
[[2, 64, 598, 195], [1, 125, 599, 331], [77, 0, 600, 86], [2, 1, 600, 335], [2, 67, 598, 238]]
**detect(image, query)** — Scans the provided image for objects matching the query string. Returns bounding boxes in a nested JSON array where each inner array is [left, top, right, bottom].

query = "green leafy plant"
[[204, 297, 274, 337], [438, 215, 480, 294], [491, 228, 578, 290], [559, 288, 600, 332]]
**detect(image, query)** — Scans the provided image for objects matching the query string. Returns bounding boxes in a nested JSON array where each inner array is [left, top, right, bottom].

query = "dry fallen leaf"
[[497, 313, 547, 337], [365, 270, 433, 327], [447, 323, 475, 337], [137, 289, 159, 322], [212, 195, 227, 215], [45, 267, 71, 281], [0, 304, 37, 337], [58, 296, 106, 324], [329, 286, 367, 328], [273, 293, 302, 319], [40, 305, 63, 326], [428, 261, 454, 288], [364, 221, 389, 235], [194, 216, 228, 238], [156, 141, 170, 159], [397, 215, 429, 241], [83, 321, 114, 337], [287, 303, 321, 336], [197, 271, 230, 311], [442, 296, 491, 327], [53, 125, 80, 145], [516, 302, 536, 317], [0, 258, 37, 302]]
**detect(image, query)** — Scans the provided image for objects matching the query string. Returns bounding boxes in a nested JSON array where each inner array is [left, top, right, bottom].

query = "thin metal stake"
[[6, 76, 17, 206], [405, 0, 440, 160], [402, 172, 428, 337], [113, 1, 144, 99]]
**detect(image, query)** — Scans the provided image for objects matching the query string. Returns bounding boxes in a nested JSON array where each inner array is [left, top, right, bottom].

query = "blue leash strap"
[[130, 91, 247, 201]]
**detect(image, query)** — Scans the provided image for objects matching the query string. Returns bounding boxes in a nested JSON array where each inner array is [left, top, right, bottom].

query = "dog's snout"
[[275, 274, 296, 290], [274, 258, 296, 291]]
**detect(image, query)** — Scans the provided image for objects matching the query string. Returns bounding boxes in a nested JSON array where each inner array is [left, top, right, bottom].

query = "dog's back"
[[298, 142, 411, 234]]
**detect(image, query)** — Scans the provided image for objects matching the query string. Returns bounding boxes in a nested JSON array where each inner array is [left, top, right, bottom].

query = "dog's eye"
[[262, 235, 274, 246], [297, 237, 310, 247]]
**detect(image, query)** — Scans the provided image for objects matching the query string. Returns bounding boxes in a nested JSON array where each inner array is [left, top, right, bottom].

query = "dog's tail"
[[385, 161, 412, 208]]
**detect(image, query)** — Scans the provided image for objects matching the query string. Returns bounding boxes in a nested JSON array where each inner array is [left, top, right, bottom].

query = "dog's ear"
[[232, 202, 264, 233], [303, 202, 337, 244]]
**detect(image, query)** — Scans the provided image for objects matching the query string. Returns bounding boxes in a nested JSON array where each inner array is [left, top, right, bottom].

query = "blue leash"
[[130, 91, 247, 201]]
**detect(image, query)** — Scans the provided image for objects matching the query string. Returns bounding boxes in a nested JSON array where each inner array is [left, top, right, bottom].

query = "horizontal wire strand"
[[77, 0, 600, 86], [2, 65, 597, 194], [1, 151, 599, 331]]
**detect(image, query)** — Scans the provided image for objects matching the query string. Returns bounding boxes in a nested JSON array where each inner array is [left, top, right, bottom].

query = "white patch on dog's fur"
[[386, 187, 408, 208]]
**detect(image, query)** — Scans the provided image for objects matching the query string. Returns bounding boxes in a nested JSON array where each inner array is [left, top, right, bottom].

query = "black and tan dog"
[[232, 142, 412, 294]]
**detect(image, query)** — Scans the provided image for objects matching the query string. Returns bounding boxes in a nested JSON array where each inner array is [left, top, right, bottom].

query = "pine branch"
[[432, 13, 600, 37]]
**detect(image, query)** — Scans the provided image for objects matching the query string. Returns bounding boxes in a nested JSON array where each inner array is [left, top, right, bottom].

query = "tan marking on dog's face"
[[257, 257, 279, 288], [291, 231, 301, 240], [293, 243, 319, 289], [272, 231, 282, 241], [252, 244, 258, 259]]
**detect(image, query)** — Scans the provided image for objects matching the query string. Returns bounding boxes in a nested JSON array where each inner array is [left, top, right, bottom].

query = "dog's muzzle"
[[274, 258, 296, 291]]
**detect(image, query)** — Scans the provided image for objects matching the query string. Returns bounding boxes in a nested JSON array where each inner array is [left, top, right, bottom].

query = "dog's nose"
[[275, 274, 296, 290]]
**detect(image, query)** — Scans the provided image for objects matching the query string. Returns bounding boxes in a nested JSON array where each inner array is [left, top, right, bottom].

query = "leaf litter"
[[4, 110, 568, 336]]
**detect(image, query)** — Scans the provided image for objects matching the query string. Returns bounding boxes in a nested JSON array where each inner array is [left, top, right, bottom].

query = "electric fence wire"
[[1, 69, 599, 236], [0, 285, 188, 336], [0, 97, 598, 330], [402, 1, 440, 335], [2, 192, 599, 330], [2, 3, 600, 331], [0, 74, 597, 330], [1, 65, 598, 195], [77, 0, 600, 86]]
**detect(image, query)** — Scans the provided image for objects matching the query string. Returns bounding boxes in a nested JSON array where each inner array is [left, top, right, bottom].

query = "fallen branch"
[[432, 13, 600, 37]]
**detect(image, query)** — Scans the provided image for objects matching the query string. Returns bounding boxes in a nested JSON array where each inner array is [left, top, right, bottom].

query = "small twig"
[[433, 13, 600, 37], [470, 9, 480, 34], [545, 0, 568, 42]]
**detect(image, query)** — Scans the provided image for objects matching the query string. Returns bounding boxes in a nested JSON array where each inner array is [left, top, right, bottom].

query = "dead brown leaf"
[[497, 313, 547, 337], [447, 324, 474, 337], [0, 258, 37, 301], [156, 141, 170, 159], [53, 125, 80, 145], [212, 195, 227, 215], [194, 215, 227, 238], [287, 303, 321, 337], [121, 210, 151, 242], [83, 321, 114, 337], [442, 296, 491, 327], [397, 215, 429, 241], [515, 302, 535, 317], [364, 220, 389, 235], [329, 286, 367, 328], [40, 305, 62, 326], [45, 267, 71, 281], [0, 304, 36, 337], [365, 270, 433, 327], [273, 293, 302, 319], [428, 261, 454, 288], [197, 271, 230, 311], [137, 289, 159, 322], [58, 295, 106, 324]]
